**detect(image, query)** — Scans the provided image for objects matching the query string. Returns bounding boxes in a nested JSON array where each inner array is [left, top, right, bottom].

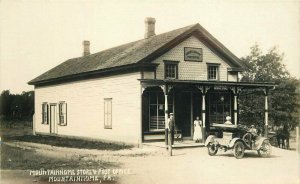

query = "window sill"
[[208, 79, 219, 81]]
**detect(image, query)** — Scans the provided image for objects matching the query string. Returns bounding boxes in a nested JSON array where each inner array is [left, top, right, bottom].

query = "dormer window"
[[207, 64, 220, 80], [164, 61, 179, 79]]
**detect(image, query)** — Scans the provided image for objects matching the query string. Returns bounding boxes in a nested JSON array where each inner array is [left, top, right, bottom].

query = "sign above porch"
[[184, 47, 203, 62]]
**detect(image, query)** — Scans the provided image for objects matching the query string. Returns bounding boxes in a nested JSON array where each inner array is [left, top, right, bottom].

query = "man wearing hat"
[[168, 113, 175, 145], [250, 124, 257, 136]]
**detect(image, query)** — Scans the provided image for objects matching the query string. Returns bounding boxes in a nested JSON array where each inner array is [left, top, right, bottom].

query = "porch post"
[[264, 88, 269, 137], [234, 87, 238, 126], [202, 87, 206, 142], [164, 85, 169, 146]]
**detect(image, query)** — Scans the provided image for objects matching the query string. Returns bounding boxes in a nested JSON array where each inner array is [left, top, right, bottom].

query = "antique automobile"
[[204, 124, 272, 159]]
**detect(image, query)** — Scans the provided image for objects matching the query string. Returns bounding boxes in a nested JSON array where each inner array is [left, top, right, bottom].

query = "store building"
[[29, 18, 274, 145]]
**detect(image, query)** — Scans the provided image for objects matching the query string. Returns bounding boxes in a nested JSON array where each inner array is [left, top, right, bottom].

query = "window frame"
[[42, 102, 49, 124], [148, 91, 174, 131], [104, 98, 112, 129], [208, 91, 232, 124], [58, 101, 67, 126], [164, 60, 179, 79], [207, 63, 220, 81]]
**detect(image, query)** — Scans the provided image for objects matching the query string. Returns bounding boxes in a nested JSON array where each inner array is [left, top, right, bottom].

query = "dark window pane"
[[165, 63, 177, 79], [149, 93, 157, 104], [157, 92, 164, 104]]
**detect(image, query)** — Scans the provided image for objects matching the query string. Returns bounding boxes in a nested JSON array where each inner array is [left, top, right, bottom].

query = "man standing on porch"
[[168, 113, 175, 145]]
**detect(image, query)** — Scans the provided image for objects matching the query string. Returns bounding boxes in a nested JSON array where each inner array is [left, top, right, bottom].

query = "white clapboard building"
[[29, 18, 274, 145]]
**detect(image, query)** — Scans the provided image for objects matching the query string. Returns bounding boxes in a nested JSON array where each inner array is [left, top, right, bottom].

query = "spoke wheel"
[[242, 133, 252, 148], [258, 141, 272, 157], [233, 142, 245, 159], [207, 143, 218, 156]]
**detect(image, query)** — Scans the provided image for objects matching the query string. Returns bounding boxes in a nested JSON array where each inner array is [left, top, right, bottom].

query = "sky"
[[0, 0, 299, 93]]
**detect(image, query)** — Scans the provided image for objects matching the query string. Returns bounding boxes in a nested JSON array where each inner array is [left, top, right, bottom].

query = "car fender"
[[205, 135, 216, 146], [254, 137, 270, 150], [229, 138, 243, 148]]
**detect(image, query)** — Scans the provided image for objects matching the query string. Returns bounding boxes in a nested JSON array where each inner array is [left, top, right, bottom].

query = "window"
[[164, 61, 179, 79], [208, 65, 219, 80], [149, 92, 173, 131], [104, 98, 112, 129], [208, 92, 232, 124], [42, 103, 48, 124], [58, 102, 67, 126]]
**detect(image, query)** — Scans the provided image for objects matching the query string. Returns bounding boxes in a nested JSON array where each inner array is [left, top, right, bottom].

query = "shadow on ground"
[[2, 134, 133, 151]]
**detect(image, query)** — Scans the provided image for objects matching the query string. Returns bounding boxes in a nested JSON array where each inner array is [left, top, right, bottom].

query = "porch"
[[140, 79, 275, 143]]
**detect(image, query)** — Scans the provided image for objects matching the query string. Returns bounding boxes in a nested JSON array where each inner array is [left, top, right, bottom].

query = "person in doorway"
[[168, 113, 175, 145], [193, 116, 202, 143]]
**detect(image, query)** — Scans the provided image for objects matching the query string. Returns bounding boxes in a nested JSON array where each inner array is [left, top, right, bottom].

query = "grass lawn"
[[2, 134, 133, 151]]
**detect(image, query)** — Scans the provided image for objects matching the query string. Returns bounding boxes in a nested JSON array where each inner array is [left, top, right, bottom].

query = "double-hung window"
[[104, 98, 112, 129], [207, 64, 220, 80], [148, 92, 173, 131], [58, 102, 67, 126], [164, 61, 179, 79], [42, 103, 48, 124]]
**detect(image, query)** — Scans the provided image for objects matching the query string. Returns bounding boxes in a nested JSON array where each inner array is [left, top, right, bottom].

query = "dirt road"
[[119, 146, 300, 184], [1, 141, 299, 184]]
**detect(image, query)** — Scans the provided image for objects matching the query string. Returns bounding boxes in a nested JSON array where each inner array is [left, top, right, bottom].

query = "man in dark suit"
[[168, 113, 175, 145]]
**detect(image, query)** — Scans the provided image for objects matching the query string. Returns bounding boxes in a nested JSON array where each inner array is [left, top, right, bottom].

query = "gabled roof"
[[28, 23, 244, 85]]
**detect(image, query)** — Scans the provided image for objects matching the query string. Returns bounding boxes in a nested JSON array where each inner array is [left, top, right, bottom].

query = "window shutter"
[[46, 104, 49, 124], [64, 103, 67, 125], [104, 98, 112, 129], [56, 105, 60, 125], [42, 104, 44, 124]]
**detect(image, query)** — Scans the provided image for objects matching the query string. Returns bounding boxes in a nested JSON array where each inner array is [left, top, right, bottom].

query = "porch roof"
[[139, 79, 276, 89]]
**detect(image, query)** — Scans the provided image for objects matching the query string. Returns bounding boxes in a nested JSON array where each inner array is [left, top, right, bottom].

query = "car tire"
[[207, 143, 218, 156], [233, 141, 245, 159], [258, 141, 272, 157], [242, 133, 252, 148]]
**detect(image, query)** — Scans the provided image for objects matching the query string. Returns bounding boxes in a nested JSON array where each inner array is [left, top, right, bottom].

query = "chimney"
[[144, 17, 156, 39], [82, 40, 90, 56]]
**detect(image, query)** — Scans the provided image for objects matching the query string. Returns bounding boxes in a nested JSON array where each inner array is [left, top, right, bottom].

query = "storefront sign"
[[184, 47, 203, 61]]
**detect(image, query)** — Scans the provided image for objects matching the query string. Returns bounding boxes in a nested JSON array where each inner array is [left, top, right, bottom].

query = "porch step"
[[142, 140, 205, 149]]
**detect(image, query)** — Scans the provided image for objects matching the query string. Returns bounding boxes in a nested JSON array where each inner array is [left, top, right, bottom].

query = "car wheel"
[[233, 141, 245, 159], [242, 133, 252, 148], [258, 141, 272, 157], [207, 143, 218, 156]]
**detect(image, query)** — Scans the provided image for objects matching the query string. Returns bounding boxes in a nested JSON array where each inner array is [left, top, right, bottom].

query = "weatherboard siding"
[[143, 71, 155, 79], [228, 73, 238, 82], [153, 35, 237, 81], [34, 72, 142, 144]]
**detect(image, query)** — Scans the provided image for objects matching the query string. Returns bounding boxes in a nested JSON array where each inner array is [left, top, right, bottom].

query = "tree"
[[0, 90, 13, 118], [0, 90, 34, 121], [239, 44, 300, 130]]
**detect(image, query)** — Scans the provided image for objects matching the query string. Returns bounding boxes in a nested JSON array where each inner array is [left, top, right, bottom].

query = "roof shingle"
[[29, 23, 243, 85]]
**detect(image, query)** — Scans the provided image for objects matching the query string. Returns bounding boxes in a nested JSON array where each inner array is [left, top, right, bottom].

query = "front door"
[[175, 91, 191, 137], [50, 104, 57, 134]]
